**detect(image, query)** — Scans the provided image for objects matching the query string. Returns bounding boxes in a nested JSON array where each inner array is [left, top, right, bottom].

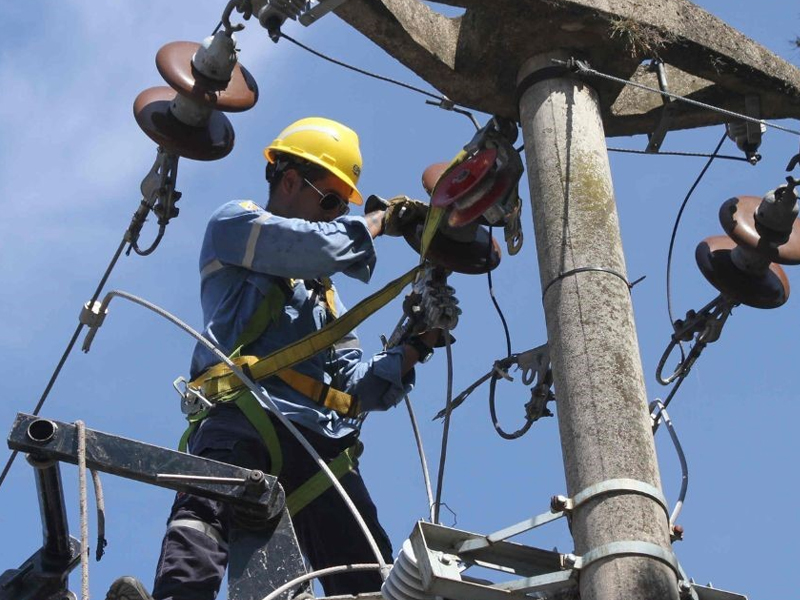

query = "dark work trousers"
[[152, 403, 393, 600]]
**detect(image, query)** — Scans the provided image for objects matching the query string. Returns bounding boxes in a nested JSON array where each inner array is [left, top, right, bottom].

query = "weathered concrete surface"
[[518, 50, 678, 600], [335, 0, 800, 136]]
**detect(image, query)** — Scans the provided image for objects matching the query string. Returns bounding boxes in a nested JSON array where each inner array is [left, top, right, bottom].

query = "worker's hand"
[[381, 195, 428, 237], [414, 280, 460, 347]]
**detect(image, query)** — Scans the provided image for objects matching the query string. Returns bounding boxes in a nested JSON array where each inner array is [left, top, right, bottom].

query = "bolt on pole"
[[517, 50, 678, 600]]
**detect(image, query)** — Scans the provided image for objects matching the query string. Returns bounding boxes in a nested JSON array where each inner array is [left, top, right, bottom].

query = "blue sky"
[[2, 1, 799, 598]]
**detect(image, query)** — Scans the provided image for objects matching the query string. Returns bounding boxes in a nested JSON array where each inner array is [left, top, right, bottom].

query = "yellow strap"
[[321, 276, 338, 319], [274, 370, 359, 418], [421, 149, 468, 259], [286, 443, 360, 516], [191, 265, 421, 403]]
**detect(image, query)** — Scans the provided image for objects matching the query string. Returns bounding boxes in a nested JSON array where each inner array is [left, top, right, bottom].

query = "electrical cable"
[[651, 371, 688, 435], [565, 59, 800, 137], [650, 401, 688, 528], [432, 330, 454, 525], [665, 131, 727, 329], [260, 563, 382, 600], [402, 394, 436, 522], [278, 32, 445, 102], [84, 290, 389, 573], [432, 369, 494, 421], [487, 368, 534, 440], [487, 226, 512, 357], [607, 147, 753, 162], [0, 236, 129, 492]]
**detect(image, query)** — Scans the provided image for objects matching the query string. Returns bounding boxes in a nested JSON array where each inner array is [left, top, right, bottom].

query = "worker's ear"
[[280, 168, 303, 196]]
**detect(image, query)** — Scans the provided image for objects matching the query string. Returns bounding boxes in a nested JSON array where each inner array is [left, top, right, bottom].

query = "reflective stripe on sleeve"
[[243, 214, 272, 269], [200, 259, 224, 279], [168, 518, 227, 548]]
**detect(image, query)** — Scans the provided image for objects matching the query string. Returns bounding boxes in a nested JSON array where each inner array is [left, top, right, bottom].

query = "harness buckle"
[[173, 376, 214, 415]]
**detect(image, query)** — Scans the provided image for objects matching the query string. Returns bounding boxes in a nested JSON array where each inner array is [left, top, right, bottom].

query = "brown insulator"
[[719, 195, 800, 265], [155, 41, 258, 112], [403, 220, 501, 274], [134, 86, 235, 161], [696, 235, 790, 308]]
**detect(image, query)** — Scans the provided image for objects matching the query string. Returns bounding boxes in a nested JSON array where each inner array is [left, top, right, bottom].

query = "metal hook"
[[221, 0, 247, 35]]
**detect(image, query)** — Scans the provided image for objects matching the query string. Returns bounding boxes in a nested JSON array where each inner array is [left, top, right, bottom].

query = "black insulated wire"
[[278, 32, 445, 102], [432, 332, 455, 525], [488, 370, 534, 440], [665, 131, 727, 330], [487, 226, 512, 357]]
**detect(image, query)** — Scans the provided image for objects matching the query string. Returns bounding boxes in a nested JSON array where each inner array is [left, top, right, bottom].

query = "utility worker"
[[106, 117, 447, 600]]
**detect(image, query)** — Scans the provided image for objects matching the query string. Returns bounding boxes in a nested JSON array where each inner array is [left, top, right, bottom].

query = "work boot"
[[105, 576, 154, 600]]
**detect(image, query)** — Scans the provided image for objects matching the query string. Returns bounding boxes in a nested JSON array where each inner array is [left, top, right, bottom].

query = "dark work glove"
[[379, 195, 428, 237]]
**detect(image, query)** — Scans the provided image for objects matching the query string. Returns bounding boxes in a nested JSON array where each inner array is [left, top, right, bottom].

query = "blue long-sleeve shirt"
[[190, 200, 413, 439]]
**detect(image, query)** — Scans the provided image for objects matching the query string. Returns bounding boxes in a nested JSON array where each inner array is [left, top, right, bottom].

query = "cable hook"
[[221, 0, 248, 35]]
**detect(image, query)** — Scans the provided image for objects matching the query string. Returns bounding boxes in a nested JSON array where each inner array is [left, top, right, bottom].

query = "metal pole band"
[[576, 540, 680, 576], [542, 266, 642, 300], [515, 65, 574, 105], [571, 478, 670, 520]]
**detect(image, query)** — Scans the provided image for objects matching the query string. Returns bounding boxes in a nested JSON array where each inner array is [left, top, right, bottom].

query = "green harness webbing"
[[286, 441, 361, 517], [179, 388, 355, 516]]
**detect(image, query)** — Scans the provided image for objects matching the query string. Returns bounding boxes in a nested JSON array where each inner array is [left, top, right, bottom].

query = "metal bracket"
[[645, 60, 674, 153], [404, 519, 747, 600]]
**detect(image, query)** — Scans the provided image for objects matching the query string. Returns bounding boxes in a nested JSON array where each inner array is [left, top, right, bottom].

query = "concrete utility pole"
[[335, 1, 800, 598], [517, 51, 676, 600]]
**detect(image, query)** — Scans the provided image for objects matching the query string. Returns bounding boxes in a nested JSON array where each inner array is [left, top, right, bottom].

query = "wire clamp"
[[78, 301, 107, 330], [656, 294, 736, 385]]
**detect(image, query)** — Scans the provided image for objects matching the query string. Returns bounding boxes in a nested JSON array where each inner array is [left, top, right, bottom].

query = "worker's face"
[[281, 169, 352, 222]]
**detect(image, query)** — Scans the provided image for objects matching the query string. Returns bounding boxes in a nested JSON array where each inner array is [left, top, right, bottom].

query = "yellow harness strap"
[[420, 149, 467, 259], [275, 369, 359, 418], [189, 265, 421, 412]]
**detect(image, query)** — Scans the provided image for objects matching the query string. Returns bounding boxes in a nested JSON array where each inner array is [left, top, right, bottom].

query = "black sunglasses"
[[303, 177, 350, 216]]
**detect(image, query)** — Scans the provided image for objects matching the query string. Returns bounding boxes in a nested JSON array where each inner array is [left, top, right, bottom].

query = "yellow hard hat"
[[264, 117, 363, 205]]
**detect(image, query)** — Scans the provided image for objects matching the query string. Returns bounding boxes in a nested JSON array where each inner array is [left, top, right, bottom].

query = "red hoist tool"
[[395, 116, 526, 275]]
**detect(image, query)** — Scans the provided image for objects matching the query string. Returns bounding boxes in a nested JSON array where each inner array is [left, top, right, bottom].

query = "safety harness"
[[179, 267, 420, 515]]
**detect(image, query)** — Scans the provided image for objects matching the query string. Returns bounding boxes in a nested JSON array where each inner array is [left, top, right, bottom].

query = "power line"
[[279, 31, 445, 102], [562, 59, 800, 137]]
